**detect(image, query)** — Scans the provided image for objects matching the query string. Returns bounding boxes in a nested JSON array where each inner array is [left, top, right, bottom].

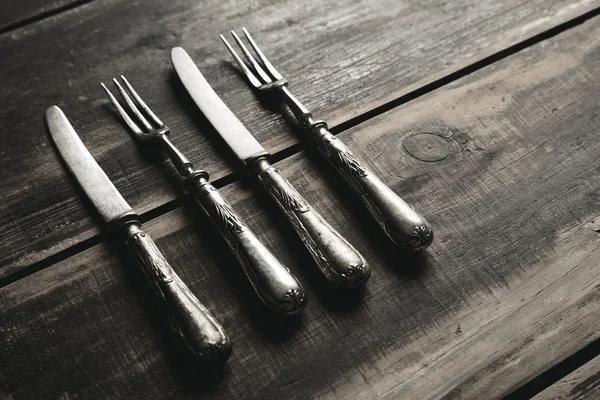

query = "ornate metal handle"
[[185, 171, 307, 314], [121, 220, 231, 363], [254, 158, 370, 288], [313, 125, 433, 250], [276, 85, 433, 250]]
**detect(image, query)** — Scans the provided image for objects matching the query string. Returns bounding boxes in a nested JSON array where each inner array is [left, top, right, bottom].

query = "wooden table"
[[1, 1, 599, 398]]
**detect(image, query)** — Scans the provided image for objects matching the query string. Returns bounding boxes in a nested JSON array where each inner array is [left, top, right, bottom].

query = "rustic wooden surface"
[[0, 0, 83, 31], [534, 357, 600, 399], [1, 1, 599, 397], [1, 0, 598, 279]]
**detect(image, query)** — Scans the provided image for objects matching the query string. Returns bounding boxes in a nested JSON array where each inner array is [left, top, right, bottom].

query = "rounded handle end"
[[272, 287, 308, 315], [298, 209, 371, 288], [162, 277, 232, 364], [386, 220, 434, 251], [360, 172, 434, 251], [337, 262, 371, 288], [189, 335, 232, 365]]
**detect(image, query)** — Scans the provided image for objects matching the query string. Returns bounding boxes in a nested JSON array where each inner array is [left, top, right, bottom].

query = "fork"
[[221, 29, 433, 251], [101, 76, 307, 315]]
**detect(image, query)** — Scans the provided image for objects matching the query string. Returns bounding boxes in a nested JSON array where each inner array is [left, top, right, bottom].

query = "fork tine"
[[230, 30, 272, 83], [101, 82, 144, 136], [120, 76, 165, 128], [220, 34, 263, 88], [242, 28, 283, 81], [112, 78, 153, 132]]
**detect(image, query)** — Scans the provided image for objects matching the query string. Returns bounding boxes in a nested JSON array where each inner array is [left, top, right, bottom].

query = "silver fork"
[[101, 76, 307, 315], [221, 29, 433, 251]]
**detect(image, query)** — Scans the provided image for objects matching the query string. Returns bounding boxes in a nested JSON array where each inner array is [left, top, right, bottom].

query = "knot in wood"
[[403, 133, 452, 162]]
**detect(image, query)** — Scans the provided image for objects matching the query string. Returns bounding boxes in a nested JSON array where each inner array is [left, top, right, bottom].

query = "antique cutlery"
[[221, 29, 433, 251], [172, 47, 370, 288], [45, 106, 231, 363], [101, 76, 307, 315]]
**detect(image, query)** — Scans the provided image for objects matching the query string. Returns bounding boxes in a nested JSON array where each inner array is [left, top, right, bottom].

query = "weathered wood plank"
[[1, 14, 599, 399], [0, 0, 84, 32], [533, 357, 600, 399], [1, 0, 598, 278]]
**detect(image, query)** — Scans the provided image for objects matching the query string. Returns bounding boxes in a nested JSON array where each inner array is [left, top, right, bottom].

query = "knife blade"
[[46, 106, 231, 363], [171, 47, 268, 165], [46, 106, 134, 223], [171, 48, 371, 288]]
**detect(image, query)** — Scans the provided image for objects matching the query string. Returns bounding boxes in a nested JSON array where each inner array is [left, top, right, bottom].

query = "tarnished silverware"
[[172, 47, 370, 288], [45, 105, 231, 363], [221, 28, 433, 251], [101, 76, 307, 315]]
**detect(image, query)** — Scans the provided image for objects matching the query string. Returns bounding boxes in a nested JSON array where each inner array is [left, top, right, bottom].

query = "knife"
[[45, 105, 231, 363], [172, 47, 370, 288]]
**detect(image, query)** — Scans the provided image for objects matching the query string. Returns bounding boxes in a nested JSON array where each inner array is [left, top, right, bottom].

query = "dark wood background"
[[1, 0, 599, 399]]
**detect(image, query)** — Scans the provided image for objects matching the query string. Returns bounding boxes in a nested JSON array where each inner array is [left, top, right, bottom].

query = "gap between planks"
[[506, 339, 600, 399], [0, 0, 96, 36]]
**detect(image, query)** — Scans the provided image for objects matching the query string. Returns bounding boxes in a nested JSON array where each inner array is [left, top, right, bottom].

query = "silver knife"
[[46, 105, 231, 363], [172, 47, 370, 288]]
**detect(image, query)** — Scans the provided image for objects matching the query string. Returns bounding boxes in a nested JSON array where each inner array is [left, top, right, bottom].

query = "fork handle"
[[185, 171, 307, 314], [311, 124, 433, 250], [253, 158, 370, 288], [120, 220, 231, 363]]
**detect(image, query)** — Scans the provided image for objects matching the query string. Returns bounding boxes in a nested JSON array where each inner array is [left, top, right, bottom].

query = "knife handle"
[[121, 220, 231, 363], [185, 171, 307, 314], [254, 158, 370, 288], [310, 124, 433, 250]]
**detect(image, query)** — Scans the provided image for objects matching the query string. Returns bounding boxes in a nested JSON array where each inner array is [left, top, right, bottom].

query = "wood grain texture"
[[0, 0, 84, 31], [1, 0, 598, 278], [1, 14, 599, 399], [534, 357, 600, 399]]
